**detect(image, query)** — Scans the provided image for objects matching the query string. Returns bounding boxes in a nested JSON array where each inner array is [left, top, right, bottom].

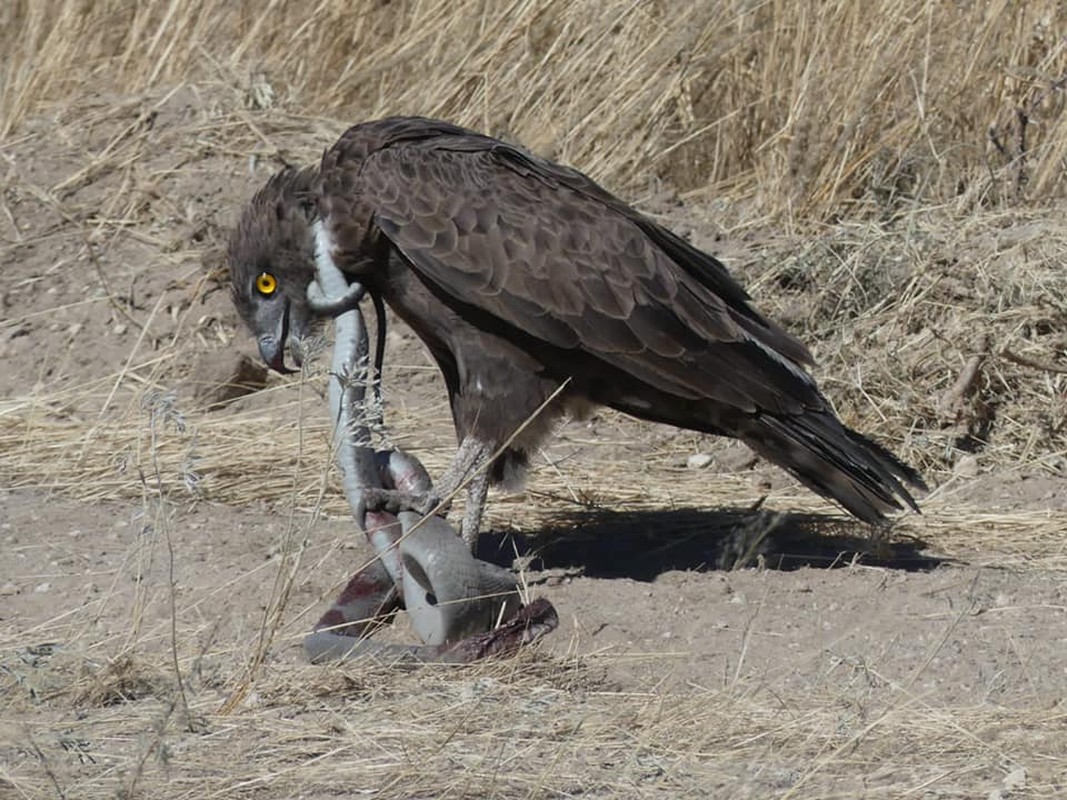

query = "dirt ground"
[[2, 88, 1066, 798]]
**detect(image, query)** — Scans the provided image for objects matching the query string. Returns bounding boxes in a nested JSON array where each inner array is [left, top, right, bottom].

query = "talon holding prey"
[[229, 117, 925, 548]]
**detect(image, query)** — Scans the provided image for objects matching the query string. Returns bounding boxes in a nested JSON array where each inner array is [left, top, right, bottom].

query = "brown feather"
[[228, 167, 321, 370]]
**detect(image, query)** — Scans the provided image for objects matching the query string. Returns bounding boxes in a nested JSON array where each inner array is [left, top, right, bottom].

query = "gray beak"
[[258, 334, 295, 374], [256, 301, 298, 374]]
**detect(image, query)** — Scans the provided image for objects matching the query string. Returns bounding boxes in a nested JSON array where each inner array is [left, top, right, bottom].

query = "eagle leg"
[[432, 437, 495, 550], [460, 470, 490, 550]]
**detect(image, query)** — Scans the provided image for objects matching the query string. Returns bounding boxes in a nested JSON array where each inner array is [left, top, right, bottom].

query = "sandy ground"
[[2, 89, 1066, 798]]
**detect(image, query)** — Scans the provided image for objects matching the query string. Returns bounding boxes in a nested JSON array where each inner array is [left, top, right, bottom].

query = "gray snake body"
[[303, 232, 557, 663], [304, 451, 549, 663]]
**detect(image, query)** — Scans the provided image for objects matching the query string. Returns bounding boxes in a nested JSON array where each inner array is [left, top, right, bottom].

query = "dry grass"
[[3, 1, 1067, 217], [2, 2, 1067, 798], [4, 645, 1064, 798]]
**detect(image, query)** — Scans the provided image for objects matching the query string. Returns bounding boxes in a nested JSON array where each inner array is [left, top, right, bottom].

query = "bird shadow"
[[475, 506, 946, 583]]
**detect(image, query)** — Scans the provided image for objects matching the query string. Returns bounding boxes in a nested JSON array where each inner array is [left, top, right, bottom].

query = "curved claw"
[[307, 279, 367, 316]]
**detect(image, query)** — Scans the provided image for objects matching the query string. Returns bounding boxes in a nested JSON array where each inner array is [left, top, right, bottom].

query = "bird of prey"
[[229, 116, 924, 545]]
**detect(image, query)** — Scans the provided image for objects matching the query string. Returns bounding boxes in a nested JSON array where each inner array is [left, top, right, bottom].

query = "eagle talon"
[[307, 279, 366, 316], [362, 486, 445, 518]]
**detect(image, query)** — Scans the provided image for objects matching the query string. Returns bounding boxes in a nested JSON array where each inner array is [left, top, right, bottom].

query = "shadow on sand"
[[475, 506, 945, 582]]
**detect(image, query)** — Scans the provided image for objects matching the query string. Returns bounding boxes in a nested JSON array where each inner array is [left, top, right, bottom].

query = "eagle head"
[[228, 167, 320, 373]]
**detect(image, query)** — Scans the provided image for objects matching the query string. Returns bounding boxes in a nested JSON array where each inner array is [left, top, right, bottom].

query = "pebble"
[[34, 582, 52, 593], [0, 582, 18, 596], [953, 453, 979, 478], [1003, 767, 1026, 791], [687, 453, 713, 469]]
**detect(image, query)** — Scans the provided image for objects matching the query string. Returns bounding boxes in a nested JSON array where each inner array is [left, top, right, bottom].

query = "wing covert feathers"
[[360, 140, 817, 415]]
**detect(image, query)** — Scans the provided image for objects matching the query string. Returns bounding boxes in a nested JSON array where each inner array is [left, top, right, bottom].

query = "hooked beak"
[[256, 301, 302, 374], [257, 335, 296, 374]]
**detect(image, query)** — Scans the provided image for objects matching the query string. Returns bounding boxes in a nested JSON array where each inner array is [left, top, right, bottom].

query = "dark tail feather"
[[743, 412, 926, 524]]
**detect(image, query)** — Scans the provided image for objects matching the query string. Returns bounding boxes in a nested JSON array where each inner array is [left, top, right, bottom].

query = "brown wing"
[[347, 136, 822, 417], [316, 120, 924, 522]]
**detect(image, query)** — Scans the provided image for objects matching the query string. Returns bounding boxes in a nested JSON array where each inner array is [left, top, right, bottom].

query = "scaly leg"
[[460, 468, 491, 550], [432, 437, 494, 549]]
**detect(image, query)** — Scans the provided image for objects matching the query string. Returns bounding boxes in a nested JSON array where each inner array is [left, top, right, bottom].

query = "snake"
[[301, 241, 557, 663], [304, 450, 557, 663]]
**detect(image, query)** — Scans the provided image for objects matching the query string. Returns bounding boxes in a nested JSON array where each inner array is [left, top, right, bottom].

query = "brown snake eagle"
[[229, 117, 924, 544]]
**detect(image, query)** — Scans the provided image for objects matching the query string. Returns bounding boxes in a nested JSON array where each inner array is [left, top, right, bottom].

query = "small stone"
[[1002, 767, 1025, 791], [687, 453, 713, 469], [0, 582, 19, 596], [953, 454, 979, 478], [34, 582, 52, 593], [112, 323, 128, 336]]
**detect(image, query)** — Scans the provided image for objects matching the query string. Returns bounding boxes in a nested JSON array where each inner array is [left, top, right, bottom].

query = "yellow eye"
[[255, 272, 277, 296]]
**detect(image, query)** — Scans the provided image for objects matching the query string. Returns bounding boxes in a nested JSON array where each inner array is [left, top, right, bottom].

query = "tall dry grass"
[[3, 0, 1066, 219]]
